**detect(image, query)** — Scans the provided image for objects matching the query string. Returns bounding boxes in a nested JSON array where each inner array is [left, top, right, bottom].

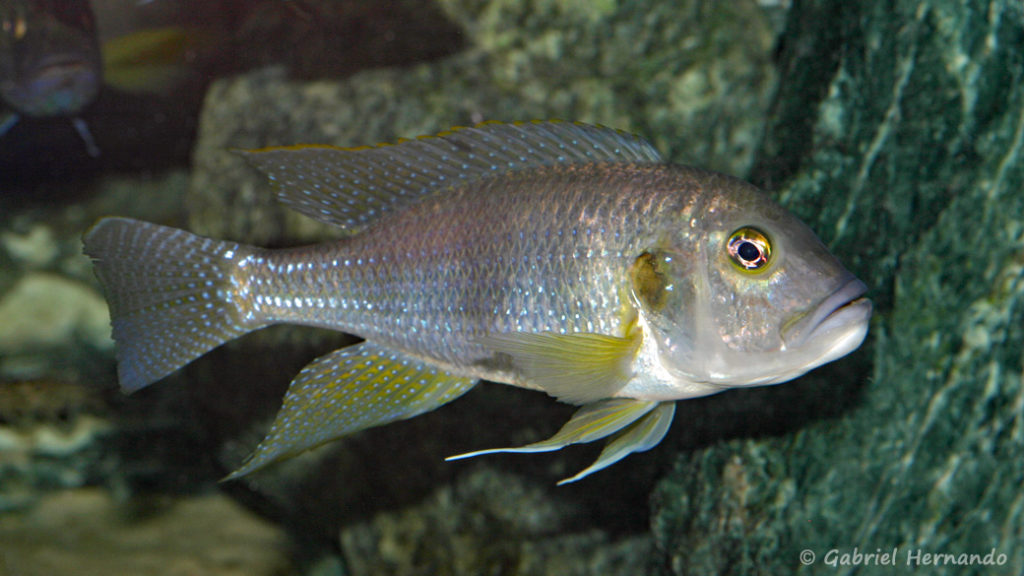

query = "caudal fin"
[[83, 217, 267, 392]]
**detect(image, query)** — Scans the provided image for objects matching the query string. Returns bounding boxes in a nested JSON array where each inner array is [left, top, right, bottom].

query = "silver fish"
[[83, 121, 872, 484]]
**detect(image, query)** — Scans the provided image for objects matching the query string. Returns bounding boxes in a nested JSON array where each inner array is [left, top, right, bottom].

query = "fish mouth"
[[34, 53, 95, 77], [782, 277, 872, 350]]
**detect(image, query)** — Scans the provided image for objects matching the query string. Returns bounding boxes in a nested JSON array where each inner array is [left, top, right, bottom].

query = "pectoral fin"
[[446, 398, 657, 459], [482, 330, 641, 404], [225, 341, 475, 479], [556, 401, 675, 485]]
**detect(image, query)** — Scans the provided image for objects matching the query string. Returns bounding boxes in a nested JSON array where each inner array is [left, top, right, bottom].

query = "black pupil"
[[737, 241, 761, 262]]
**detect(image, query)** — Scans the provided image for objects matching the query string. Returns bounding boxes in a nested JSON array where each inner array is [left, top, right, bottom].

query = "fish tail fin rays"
[[447, 398, 674, 483], [82, 217, 266, 392], [224, 341, 476, 480]]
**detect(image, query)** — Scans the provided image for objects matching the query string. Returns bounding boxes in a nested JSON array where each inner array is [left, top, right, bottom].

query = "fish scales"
[[83, 121, 871, 483], [241, 163, 699, 378]]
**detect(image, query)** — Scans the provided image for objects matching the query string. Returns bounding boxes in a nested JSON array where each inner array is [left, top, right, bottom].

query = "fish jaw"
[[780, 277, 869, 349], [0, 0, 103, 118], [703, 277, 871, 387], [2, 54, 101, 116], [680, 273, 870, 386], [770, 276, 872, 376], [615, 310, 730, 401], [617, 277, 872, 400]]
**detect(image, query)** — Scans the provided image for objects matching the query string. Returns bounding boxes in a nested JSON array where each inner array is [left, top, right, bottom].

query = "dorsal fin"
[[240, 121, 663, 232]]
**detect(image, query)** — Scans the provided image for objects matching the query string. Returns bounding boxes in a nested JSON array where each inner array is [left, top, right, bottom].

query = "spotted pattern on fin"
[[226, 341, 476, 478], [240, 121, 663, 232], [82, 217, 263, 391]]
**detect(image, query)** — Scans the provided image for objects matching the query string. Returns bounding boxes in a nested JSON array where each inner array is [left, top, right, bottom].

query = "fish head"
[[0, 0, 102, 117], [631, 170, 872, 397]]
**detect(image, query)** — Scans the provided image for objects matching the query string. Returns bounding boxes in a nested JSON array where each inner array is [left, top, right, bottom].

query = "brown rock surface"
[[0, 488, 292, 576]]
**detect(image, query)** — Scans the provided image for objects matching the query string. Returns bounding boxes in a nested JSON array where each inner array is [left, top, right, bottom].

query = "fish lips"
[[4, 54, 100, 115], [781, 276, 872, 358]]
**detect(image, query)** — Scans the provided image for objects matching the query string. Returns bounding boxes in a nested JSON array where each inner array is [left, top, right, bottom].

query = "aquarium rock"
[[0, 488, 293, 575], [651, 1, 1024, 574], [187, 0, 776, 245], [0, 273, 110, 357], [339, 468, 654, 576]]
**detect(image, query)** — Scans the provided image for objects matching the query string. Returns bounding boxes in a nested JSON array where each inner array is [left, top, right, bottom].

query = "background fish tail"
[[83, 217, 267, 392]]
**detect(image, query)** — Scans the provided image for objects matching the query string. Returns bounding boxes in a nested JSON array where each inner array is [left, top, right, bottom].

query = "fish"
[[0, 0, 200, 156], [0, 0, 103, 155], [82, 121, 872, 484]]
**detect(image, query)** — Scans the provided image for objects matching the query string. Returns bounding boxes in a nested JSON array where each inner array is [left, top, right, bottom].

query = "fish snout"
[[782, 277, 871, 350]]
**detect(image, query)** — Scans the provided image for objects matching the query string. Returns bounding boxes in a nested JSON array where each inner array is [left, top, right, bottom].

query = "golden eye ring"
[[727, 227, 771, 271]]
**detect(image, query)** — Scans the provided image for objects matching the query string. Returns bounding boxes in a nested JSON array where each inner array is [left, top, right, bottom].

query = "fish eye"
[[727, 227, 771, 272]]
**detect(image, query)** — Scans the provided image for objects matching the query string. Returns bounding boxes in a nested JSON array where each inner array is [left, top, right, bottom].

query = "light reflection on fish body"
[[83, 121, 872, 484]]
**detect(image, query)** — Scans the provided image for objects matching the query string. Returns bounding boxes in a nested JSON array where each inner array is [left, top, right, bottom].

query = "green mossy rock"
[[652, 1, 1024, 574]]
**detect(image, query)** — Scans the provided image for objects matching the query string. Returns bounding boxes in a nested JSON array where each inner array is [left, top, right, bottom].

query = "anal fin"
[[225, 341, 475, 479]]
